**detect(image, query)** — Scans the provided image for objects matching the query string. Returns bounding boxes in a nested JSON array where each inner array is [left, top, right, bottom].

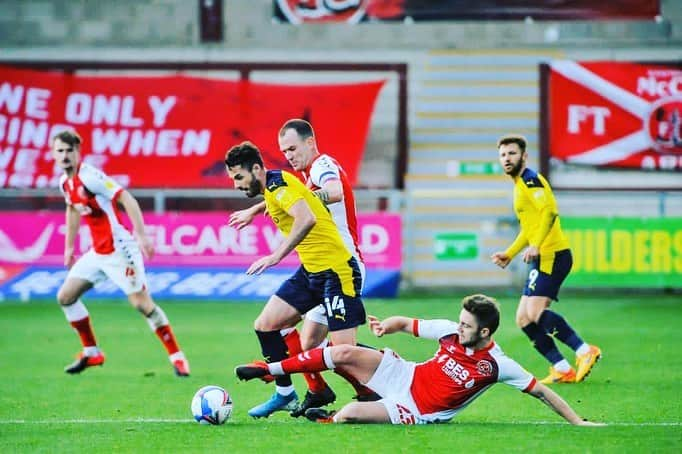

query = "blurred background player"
[[52, 130, 190, 376], [229, 119, 379, 417], [236, 294, 603, 426], [491, 134, 601, 384], [225, 141, 367, 418]]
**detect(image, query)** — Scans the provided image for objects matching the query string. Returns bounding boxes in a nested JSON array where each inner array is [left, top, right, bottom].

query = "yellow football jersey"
[[506, 168, 570, 270], [263, 170, 351, 272]]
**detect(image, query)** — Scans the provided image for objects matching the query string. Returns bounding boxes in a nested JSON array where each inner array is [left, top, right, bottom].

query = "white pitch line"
[[0, 419, 679, 426]]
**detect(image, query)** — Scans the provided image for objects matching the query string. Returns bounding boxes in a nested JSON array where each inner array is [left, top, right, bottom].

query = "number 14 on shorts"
[[324, 295, 346, 321]]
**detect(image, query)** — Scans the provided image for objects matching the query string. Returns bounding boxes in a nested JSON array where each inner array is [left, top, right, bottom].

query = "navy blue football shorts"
[[523, 249, 572, 301], [276, 256, 366, 331]]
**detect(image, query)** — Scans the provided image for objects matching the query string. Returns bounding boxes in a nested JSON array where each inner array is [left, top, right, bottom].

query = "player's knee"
[[129, 292, 154, 314], [334, 402, 363, 422], [331, 344, 357, 364], [56, 288, 76, 306], [300, 334, 317, 351], [515, 313, 529, 328]]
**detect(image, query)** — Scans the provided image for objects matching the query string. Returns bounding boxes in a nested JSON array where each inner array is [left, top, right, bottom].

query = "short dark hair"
[[51, 130, 82, 148], [225, 141, 263, 172], [279, 119, 314, 140], [497, 134, 527, 153], [462, 294, 500, 335]]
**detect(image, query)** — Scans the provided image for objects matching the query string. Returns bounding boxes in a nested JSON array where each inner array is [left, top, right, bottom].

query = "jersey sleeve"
[[79, 164, 123, 200], [497, 355, 536, 392], [413, 319, 459, 340], [309, 155, 341, 188]]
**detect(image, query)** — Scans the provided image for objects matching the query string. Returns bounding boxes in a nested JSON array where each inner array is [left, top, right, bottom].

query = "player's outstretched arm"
[[528, 382, 605, 426], [229, 201, 266, 230], [246, 199, 315, 275], [118, 190, 154, 259], [368, 315, 413, 337]]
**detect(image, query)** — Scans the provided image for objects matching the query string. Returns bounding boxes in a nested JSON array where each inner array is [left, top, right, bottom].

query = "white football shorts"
[[364, 348, 427, 425], [67, 242, 147, 295]]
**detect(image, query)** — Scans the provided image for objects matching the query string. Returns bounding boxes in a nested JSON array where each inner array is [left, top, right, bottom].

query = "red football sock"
[[280, 347, 328, 374], [155, 325, 180, 355], [284, 329, 329, 393], [70, 317, 97, 347]]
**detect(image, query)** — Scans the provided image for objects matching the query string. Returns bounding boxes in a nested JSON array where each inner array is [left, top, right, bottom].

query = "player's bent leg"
[[328, 326, 358, 347], [57, 278, 92, 306], [325, 402, 391, 424], [300, 316, 329, 350], [514, 296, 531, 328], [58, 278, 105, 374], [524, 296, 552, 324], [129, 289, 190, 377], [525, 296, 576, 383], [285, 322, 336, 418], [255, 295, 305, 331], [327, 328, 381, 401], [330, 344, 382, 385], [249, 295, 302, 417], [518, 296, 574, 382]]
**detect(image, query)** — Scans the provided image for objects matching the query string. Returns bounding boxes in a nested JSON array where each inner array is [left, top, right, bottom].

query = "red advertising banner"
[[0, 66, 384, 188], [274, 0, 658, 23], [548, 61, 682, 171]]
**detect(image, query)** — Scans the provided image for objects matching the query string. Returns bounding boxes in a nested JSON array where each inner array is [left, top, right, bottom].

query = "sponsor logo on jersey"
[[476, 360, 493, 376]]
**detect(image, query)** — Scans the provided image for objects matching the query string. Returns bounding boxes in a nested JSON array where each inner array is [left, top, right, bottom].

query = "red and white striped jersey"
[[59, 163, 133, 255], [410, 319, 536, 421], [303, 154, 363, 262]]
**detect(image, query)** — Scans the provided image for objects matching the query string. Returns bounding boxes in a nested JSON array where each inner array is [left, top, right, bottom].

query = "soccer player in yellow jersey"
[[225, 141, 366, 417], [491, 134, 601, 385]]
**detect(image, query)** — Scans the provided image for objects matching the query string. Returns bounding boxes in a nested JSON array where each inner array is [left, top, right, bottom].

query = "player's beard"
[[460, 330, 483, 348], [245, 173, 262, 198], [504, 159, 524, 178]]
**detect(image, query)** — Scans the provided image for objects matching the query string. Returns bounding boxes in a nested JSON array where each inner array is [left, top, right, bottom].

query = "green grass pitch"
[[1, 292, 681, 452]]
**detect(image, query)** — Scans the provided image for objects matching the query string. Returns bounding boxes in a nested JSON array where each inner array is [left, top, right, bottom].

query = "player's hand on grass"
[[522, 246, 539, 264], [491, 252, 511, 268], [576, 420, 607, 427], [368, 315, 386, 337]]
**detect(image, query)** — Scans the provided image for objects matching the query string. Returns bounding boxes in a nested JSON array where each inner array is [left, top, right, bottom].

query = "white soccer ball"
[[191, 385, 233, 425]]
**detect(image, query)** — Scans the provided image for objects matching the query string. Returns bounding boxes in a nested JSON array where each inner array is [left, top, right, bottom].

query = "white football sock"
[[145, 305, 169, 330], [276, 385, 296, 396], [83, 346, 99, 356], [269, 362, 284, 376], [553, 359, 572, 373], [322, 347, 336, 369], [169, 351, 185, 362], [575, 343, 591, 356], [61, 300, 89, 322]]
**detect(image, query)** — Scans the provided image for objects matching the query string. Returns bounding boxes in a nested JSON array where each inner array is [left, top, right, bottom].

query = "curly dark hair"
[[462, 294, 500, 335], [224, 141, 264, 171]]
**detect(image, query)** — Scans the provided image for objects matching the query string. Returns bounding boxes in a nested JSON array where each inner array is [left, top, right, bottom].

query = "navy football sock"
[[538, 310, 584, 352], [255, 330, 293, 387], [521, 322, 564, 365]]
